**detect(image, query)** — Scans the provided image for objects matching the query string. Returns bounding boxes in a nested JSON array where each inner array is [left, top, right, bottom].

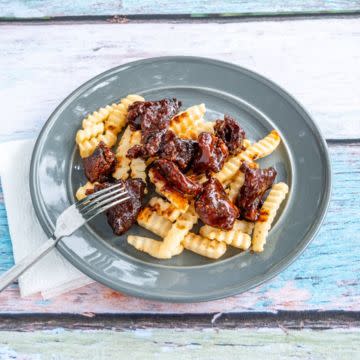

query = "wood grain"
[[1, 312, 360, 330], [0, 19, 359, 318], [0, 328, 359, 359], [0, 144, 358, 314], [0, 0, 359, 18], [0, 20, 359, 140]]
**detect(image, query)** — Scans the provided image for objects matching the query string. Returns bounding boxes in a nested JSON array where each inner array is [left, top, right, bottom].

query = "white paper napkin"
[[0, 139, 93, 299]]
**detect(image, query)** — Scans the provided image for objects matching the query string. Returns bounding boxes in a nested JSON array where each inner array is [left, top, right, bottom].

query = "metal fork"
[[0, 182, 130, 292]]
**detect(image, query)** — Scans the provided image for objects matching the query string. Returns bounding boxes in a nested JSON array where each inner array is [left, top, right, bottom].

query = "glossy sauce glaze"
[[127, 98, 181, 156], [214, 115, 246, 155], [157, 130, 197, 170], [237, 162, 277, 221], [195, 178, 238, 230], [90, 179, 146, 235], [83, 141, 116, 183], [153, 159, 201, 195], [193, 132, 229, 173]]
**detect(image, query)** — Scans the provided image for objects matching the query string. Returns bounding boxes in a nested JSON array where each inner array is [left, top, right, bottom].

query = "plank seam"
[[0, 311, 359, 331], [1, 12, 360, 24], [326, 139, 360, 144]]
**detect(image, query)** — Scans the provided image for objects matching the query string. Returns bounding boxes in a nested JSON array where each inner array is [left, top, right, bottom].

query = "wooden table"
[[0, 2, 359, 358]]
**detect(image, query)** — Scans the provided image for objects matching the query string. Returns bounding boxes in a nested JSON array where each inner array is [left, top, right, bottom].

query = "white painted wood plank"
[[1, 0, 359, 18], [0, 19, 359, 140], [0, 329, 359, 359]]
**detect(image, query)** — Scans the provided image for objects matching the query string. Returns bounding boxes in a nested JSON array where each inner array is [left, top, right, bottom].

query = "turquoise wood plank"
[[0, 0, 359, 18], [0, 182, 13, 274], [1, 329, 360, 359], [0, 143, 358, 313]]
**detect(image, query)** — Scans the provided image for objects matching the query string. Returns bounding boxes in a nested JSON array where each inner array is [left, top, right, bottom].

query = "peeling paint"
[[0, 22, 359, 315], [0, 329, 359, 360]]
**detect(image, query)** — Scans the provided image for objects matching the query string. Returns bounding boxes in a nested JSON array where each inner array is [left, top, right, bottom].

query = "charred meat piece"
[[153, 159, 202, 196], [214, 115, 246, 155], [237, 162, 277, 222], [126, 144, 148, 159], [127, 98, 182, 156], [157, 131, 197, 170], [127, 130, 197, 172], [192, 132, 229, 173], [92, 179, 146, 235], [107, 178, 145, 235], [126, 101, 143, 130], [127, 98, 181, 132], [195, 178, 238, 230], [83, 142, 116, 183]]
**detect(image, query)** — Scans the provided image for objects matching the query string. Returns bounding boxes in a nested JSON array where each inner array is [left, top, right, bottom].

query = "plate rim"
[[30, 56, 332, 302]]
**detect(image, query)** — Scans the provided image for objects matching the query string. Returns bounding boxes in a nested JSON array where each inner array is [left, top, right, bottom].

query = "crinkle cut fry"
[[112, 126, 132, 180], [132, 207, 183, 259], [102, 95, 144, 148], [129, 130, 147, 185], [252, 182, 289, 252], [194, 120, 215, 135], [134, 205, 228, 259], [215, 130, 281, 184], [76, 106, 110, 144], [127, 235, 183, 259], [148, 197, 182, 222], [200, 220, 253, 249], [199, 224, 251, 250], [76, 94, 144, 158], [244, 130, 281, 161], [243, 138, 251, 149], [227, 171, 245, 202], [169, 104, 207, 140], [182, 233, 227, 259], [158, 205, 198, 258], [233, 219, 255, 235], [137, 207, 172, 238], [77, 120, 106, 159], [75, 181, 99, 200]]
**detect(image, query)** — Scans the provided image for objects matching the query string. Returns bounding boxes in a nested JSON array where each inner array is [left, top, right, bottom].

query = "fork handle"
[[0, 236, 57, 293]]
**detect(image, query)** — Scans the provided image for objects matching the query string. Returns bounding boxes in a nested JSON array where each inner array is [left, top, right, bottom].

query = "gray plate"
[[30, 56, 331, 302]]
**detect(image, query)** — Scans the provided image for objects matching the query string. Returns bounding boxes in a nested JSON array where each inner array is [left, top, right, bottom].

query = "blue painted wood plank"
[[0, 182, 14, 274], [0, 0, 359, 18], [0, 143, 358, 313]]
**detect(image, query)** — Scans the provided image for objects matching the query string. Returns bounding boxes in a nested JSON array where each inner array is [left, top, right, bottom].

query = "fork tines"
[[76, 183, 130, 219]]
